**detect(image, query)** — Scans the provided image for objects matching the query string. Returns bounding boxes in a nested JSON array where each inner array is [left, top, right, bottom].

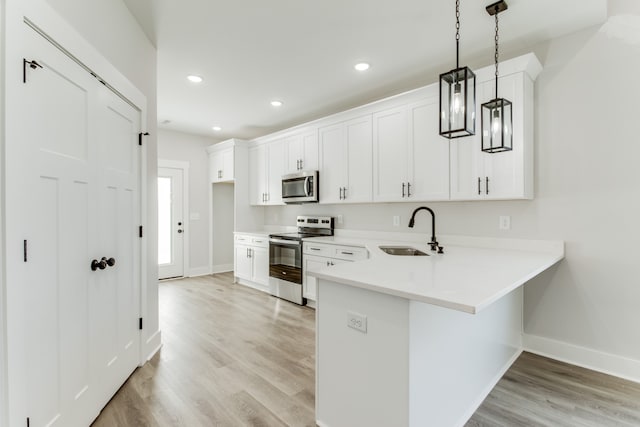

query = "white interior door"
[[158, 166, 185, 279], [14, 25, 142, 426]]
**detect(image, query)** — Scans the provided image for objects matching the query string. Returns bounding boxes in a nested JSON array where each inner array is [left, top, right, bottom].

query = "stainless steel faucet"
[[408, 206, 444, 254]]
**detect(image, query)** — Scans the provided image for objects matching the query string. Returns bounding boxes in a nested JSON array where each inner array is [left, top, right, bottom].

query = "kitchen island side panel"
[[409, 287, 523, 427], [316, 279, 409, 427]]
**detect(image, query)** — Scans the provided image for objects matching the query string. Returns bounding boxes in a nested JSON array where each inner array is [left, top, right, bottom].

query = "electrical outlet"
[[347, 311, 367, 333], [499, 215, 511, 230], [337, 214, 344, 225], [393, 215, 400, 227]]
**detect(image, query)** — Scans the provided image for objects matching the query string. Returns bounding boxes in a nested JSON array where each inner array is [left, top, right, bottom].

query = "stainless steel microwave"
[[282, 170, 319, 204]]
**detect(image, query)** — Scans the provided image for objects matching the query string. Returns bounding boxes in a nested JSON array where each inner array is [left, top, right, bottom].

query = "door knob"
[[177, 229, 183, 233], [102, 257, 116, 267], [91, 259, 107, 271], [178, 222, 182, 226]]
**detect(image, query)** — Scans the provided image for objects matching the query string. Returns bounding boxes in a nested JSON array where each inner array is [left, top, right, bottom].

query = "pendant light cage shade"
[[481, 97, 512, 153], [439, 67, 476, 139]]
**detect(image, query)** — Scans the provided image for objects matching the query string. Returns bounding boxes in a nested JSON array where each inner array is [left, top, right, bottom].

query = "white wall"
[[212, 183, 234, 272], [265, 23, 640, 380], [0, 0, 6, 422], [158, 129, 214, 275]]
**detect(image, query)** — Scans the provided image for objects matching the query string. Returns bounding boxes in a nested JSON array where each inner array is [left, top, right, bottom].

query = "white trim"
[[211, 263, 233, 274], [454, 349, 523, 427], [235, 278, 270, 294], [143, 329, 162, 362], [524, 334, 640, 384], [188, 266, 211, 277], [0, 2, 7, 425], [158, 159, 190, 279]]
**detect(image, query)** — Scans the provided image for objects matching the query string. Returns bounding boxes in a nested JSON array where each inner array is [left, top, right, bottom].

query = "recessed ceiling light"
[[270, 100, 283, 107], [212, 126, 222, 131], [187, 75, 203, 83], [354, 63, 371, 71]]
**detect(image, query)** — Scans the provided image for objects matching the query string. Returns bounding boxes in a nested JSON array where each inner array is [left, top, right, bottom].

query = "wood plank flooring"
[[92, 273, 640, 427]]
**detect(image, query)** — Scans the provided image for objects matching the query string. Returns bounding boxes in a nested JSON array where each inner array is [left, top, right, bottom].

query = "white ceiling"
[[123, 0, 606, 141]]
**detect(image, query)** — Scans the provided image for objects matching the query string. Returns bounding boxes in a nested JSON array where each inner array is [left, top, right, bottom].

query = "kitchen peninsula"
[[309, 235, 564, 427]]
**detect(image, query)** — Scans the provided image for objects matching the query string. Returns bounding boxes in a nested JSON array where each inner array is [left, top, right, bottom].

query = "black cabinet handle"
[[407, 182, 411, 197], [478, 177, 481, 195], [402, 182, 405, 198], [486, 177, 489, 195]]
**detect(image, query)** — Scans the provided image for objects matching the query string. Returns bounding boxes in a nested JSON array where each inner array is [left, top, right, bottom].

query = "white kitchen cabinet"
[[450, 72, 533, 200], [285, 129, 319, 173], [372, 90, 449, 202], [234, 234, 269, 289], [208, 146, 234, 183], [249, 140, 285, 205], [302, 241, 368, 301], [319, 115, 373, 204]]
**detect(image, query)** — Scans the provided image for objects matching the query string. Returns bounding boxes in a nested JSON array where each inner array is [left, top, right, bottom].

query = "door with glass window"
[[158, 166, 185, 279]]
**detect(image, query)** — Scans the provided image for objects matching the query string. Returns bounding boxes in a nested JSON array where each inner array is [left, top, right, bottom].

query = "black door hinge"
[[23, 240, 27, 262], [139, 318, 143, 330], [138, 132, 149, 146], [139, 225, 143, 238], [27, 417, 30, 427], [23, 59, 42, 83]]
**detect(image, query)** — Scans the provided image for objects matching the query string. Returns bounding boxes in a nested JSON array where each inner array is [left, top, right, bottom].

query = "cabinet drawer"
[[332, 245, 368, 261], [235, 234, 251, 243], [303, 242, 332, 257], [250, 236, 269, 248]]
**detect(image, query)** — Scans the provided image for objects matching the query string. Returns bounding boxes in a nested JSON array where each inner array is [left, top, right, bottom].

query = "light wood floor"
[[92, 273, 640, 427]]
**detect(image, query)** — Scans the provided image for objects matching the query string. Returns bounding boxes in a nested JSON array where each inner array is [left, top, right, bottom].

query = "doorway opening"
[[158, 160, 190, 279]]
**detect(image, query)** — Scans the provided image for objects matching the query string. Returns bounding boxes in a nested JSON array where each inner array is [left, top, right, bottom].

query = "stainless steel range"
[[269, 215, 334, 305]]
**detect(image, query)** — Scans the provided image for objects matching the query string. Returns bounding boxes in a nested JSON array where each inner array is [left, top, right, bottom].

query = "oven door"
[[269, 238, 302, 284]]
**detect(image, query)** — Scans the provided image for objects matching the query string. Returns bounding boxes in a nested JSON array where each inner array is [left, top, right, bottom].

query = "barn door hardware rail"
[[23, 58, 43, 83]]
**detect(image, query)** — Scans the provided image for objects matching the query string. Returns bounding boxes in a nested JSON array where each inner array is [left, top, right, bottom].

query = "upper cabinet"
[[450, 71, 534, 200], [207, 140, 237, 183], [372, 86, 449, 202], [284, 129, 319, 173], [319, 115, 373, 204], [246, 53, 540, 205], [249, 140, 285, 205]]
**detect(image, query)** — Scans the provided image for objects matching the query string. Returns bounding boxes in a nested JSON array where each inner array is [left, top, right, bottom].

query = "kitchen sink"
[[379, 246, 429, 256]]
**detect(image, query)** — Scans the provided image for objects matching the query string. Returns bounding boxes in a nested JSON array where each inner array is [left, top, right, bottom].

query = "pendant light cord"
[[494, 7, 499, 97], [455, 0, 460, 68]]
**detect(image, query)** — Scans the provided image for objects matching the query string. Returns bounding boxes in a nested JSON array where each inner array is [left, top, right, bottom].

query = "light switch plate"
[[393, 215, 400, 227], [499, 215, 511, 230]]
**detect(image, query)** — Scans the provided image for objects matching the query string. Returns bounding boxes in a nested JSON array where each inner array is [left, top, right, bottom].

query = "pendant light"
[[439, 0, 476, 139], [481, 0, 512, 153]]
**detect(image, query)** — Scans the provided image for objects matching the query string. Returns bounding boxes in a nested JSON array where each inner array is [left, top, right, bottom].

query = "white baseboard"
[[524, 333, 640, 384], [143, 329, 162, 363], [211, 263, 233, 274], [235, 278, 270, 294], [188, 266, 211, 277]]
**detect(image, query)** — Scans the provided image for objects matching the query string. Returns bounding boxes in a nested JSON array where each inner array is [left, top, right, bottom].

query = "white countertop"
[[306, 234, 564, 314]]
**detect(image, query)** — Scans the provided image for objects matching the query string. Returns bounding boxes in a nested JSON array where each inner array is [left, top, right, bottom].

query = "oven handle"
[[269, 238, 302, 246]]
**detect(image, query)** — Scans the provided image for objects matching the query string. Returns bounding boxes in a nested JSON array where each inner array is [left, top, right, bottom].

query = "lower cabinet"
[[234, 234, 269, 290], [303, 241, 368, 302]]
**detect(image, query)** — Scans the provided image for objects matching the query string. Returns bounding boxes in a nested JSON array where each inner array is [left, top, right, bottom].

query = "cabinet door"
[[234, 244, 252, 280], [303, 256, 350, 300], [222, 148, 234, 181], [408, 96, 450, 201], [319, 123, 346, 204], [209, 153, 223, 183], [301, 130, 319, 171], [481, 73, 529, 199], [373, 106, 408, 202], [345, 115, 373, 203], [449, 91, 484, 201], [251, 246, 269, 286], [249, 145, 267, 205], [266, 139, 285, 204], [285, 135, 303, 173]]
